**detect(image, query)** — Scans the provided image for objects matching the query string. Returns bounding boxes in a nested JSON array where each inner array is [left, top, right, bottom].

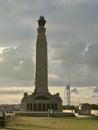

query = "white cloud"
[[0, 86, 97, 105]]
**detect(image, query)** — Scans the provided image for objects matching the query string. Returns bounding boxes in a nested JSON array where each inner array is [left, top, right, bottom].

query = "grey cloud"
[[0, 0, 98, 87], [0, 87, 32, 95], [0, 90, 24, 95], [71, 88, 78, 94], [47, 0, 98, 44], [48, 40, 85, 86], [0, 17, 33, 45], [48, 39, 98, 86], [92, 95, 98, 98], [83, 42, 98, 72], [93, 87, 98, 93], [1, 0, 98, 45], [49, 78, 65, 86], [0, 44, 34, 86]]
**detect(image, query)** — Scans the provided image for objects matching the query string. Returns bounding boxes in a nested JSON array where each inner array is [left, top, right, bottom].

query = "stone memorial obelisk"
[[35, 16, 48, 94], [21, 16, 62, 112]]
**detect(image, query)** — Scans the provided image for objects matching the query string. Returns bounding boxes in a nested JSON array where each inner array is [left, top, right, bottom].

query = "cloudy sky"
[[0, 0, 98, 105]]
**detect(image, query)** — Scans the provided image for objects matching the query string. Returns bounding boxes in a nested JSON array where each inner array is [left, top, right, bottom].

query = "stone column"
[[35, 16, 48, 94]]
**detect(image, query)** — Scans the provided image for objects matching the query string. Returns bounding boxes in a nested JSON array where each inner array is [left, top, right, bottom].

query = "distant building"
[[0, 104, 15, 111], [21, 16, 62, 112]]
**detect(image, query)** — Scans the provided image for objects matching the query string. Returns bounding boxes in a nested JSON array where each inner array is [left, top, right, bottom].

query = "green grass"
[[4, 116, 98, 130]]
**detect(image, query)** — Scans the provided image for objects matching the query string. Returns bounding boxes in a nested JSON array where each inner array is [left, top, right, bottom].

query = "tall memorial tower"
[[21, 16, 62, 112], [35, 16, 48, 94]]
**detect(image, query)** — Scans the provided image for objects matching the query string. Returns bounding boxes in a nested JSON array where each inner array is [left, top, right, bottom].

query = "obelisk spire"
[[35, 16, 48, 94]]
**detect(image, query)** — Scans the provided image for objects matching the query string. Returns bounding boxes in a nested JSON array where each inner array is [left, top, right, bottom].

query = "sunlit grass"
[[4, 116, 98, 130]]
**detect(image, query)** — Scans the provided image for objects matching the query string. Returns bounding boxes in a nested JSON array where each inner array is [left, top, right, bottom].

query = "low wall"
[[15, 111, 75, 117]]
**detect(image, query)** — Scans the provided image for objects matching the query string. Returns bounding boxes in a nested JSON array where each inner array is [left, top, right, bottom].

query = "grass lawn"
[[3, 116, 98, 130]]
